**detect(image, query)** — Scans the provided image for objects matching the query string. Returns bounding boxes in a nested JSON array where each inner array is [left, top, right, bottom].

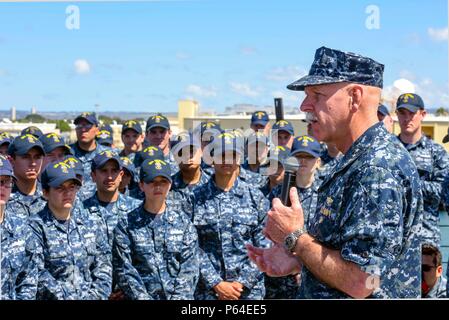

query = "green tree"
[[435, 107, 449, 117], [18, 114, 46, 123], [55, 120, 71, 132]]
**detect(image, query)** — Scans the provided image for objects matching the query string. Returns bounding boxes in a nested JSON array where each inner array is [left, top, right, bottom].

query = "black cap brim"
[[443, 135, 449, 144]]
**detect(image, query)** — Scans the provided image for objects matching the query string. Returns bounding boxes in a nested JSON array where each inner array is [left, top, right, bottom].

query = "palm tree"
[[435, 107, 449, 117]]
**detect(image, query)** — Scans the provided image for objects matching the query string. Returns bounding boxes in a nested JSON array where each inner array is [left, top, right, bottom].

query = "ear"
[[421, 109, 427, 119], [139, 181, 145, 192], [437, 265, 443, 277], [42, 189, 49, 200], [349, 85, 363, 112], [91, 171, 96, 183]]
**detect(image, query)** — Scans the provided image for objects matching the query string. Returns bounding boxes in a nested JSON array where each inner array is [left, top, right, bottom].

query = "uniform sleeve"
[[338, 166, 404, 276], [237, 188, 269, 290], [168, 221, 200, 300], [14, 225, 38, 300], [29, 220, 77, 300], [84, 218, 113, 300], [112, 216, 152, 300], [420, 144, 449, 205]]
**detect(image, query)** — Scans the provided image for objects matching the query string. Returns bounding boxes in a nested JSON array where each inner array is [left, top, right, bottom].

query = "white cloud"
[[229, 82, 261, 97], [240, 46, 257, 55], [185, 84, 217, 98], [176, 52, 190, 60], [428, 27, 448, 42], [271, 90, 302, 104], [266, 66, 307, 82], [74, 59, 91, 75]]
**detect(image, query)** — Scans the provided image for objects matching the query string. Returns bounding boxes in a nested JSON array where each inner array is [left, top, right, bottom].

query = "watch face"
[[285, 235, 294, 250]]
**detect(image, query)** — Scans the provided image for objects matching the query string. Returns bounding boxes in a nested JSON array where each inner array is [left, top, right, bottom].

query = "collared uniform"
[[300, 123, 423, 299], [424, 276, 447, 298], [400, 135, 449, 246], [69, 142, 111, 183], [29, 205, 112, 300], [189, 176, 270, 300], [10, 184, 46, 217], [112, 205, 199, 300]]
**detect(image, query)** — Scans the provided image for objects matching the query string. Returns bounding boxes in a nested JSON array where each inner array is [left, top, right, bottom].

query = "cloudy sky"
[[0, 0, 447, 113]]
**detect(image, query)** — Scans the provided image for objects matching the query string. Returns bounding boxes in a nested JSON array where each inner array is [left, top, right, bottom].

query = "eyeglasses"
[[422, 264, 437, 272], [75, 123, 94, 130], [0, 180, 13, 188], [54, 185, 80, 194]]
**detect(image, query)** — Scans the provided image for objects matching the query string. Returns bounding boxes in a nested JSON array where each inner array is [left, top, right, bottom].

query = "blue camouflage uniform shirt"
[[300, 122, 423, 299], [10, 183, 46, 217], [399, 134, 449, 247], [189, 175, 270, 300], [264, 179, 321, 299], [69, 142, 111, 183], [1, 206, 38, 300], [112, 204, 199, 300], [29, 205, 112, 300], [83, 193, 142, 248]]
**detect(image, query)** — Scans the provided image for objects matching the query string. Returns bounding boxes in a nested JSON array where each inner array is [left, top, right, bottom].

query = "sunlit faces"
[[175, 145, 202, 169], [43, 147, 70, 170], [0, 176, 13, 205], [140, 176, 171, 199], [396, 108, 426, 136], [119, 170, 133, 191], [300, 83, 352, 143], [272, 130, 293, 149], [91, 160, 123, 194], [43, 180, 80, 211], [213, 151, 240, 175], [75, 119, 99, 144], [293, 152, 321, 176], [11, 148, 44, 181], [122, 129, 144, 153], [146, 127, 171, 150]]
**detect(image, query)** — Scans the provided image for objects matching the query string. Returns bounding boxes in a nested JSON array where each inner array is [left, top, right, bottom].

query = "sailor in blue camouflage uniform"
[[258, 145, 290, 198], [112, 158, 199, 300], [97, 123, 120, 154], [250, 111, 271, 137], [83, 151, 141, 247], [21, 126, 43, 139], [70, 112, 111, 183], [242, 131, 269, 175], [29, 161, 112, 300], [119, 120, 145, 164], [8, 134, 47, 217], [0, 132, 13, 156], [395, 93, 449, 247], [63, 155, 96, 201], [39, 132, 73, 171], [0, 156, 38, 300], [144, 114, 179, 174], [194, 121, 222, 173], [265, 136, 322, 299], [271, 119, 295, 149], [190, 133, 269, 300], [119, 156, 140, 196], [248, 46, 423, 299]]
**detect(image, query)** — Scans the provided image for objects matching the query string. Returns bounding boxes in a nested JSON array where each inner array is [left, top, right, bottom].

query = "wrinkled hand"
[[213, 281, 243, 300], [264, 187, 304, 244], [246, 243, 302, 277]]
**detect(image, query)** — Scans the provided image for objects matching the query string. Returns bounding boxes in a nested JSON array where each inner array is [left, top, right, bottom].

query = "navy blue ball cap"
[[8, 134, 45, 156], [0, 132, 12, 147], [287, 46, 384, 91], [122, 120, 143, 135], [39, 132, 72, 155], [247, 131, 269, 146], [209, 132, 244, 156], [96, 124, 114, 146], [396, 93, 425, 113], [172, 132, 201, 154], [21, 126, 43, 138], [272, 120, 295, 135], [133, 145, 164, 167], [267, 145, 291, 165], [74, 112, 99, 126], [291, 135, 321, 158], [0, 155, 15, 179], [41, 160, 82, 189], [63, 155, 84, 177], [140, 158, 172, 184], [251, 111, 269, 126], [146, 114, 170, 131], [92, 150, 122, 171], [120, 156, 137, 179], [377, 104, 390, 117]]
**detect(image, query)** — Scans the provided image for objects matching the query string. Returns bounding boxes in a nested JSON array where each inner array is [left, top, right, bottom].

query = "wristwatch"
[[284, 227, 307, 253]]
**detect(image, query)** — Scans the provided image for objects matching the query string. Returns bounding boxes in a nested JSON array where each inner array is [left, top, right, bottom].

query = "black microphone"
[[274, 98, 284, 122], [280, 156, 300, 206]]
